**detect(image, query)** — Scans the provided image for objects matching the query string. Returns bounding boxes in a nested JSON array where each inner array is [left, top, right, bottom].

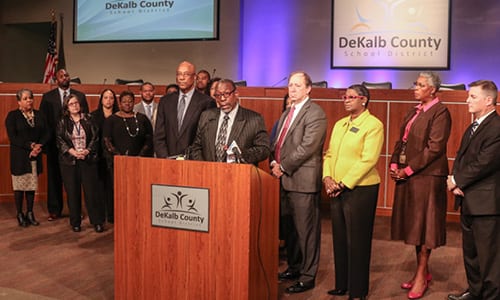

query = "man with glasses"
[[154, 61, 214, 158], [188, 79, 270, 164]]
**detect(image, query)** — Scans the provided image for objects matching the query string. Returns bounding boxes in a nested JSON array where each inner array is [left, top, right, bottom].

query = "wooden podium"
[[114, 156, 279, 299]]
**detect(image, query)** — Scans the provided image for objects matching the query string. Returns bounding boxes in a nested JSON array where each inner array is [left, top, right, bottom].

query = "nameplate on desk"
[[151, 184, 210, 232]]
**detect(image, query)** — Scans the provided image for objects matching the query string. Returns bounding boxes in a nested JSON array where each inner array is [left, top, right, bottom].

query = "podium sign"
[[151, 184, 210, 232]]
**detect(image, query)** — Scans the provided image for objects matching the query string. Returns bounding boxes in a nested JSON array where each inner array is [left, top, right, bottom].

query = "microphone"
[[211, 68, 217, 78], [103, 78, 107, 85], [232, 146, 245, 164], [271, 76, 288, 87]]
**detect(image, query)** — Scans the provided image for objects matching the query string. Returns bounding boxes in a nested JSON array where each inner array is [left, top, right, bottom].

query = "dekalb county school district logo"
[[151, 184, 209, 232]]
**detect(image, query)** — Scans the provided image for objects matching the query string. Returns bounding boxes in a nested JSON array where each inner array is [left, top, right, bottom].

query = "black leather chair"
[[70, 77, 81, 84], [362, 81, 392, 89], [440, 83, 466, 90], [234, 80, 247, 87], [312, 81, 328, 88], [115, 78, 144, 85]]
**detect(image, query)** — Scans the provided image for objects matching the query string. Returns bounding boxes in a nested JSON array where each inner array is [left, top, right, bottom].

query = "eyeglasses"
[[342, 95, 364, 100], [176, 72, 194, 78], [213, 89, 236, 99]]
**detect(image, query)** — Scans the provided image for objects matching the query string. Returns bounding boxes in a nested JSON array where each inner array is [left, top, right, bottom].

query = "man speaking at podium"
[[188, 79, 270, 164]]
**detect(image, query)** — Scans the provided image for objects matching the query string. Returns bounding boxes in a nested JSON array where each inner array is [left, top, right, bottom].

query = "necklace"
[[21, 109, 35, 128], [122, 113, 140, 137]]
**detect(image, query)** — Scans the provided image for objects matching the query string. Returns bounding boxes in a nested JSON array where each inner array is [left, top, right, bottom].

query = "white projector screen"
[[331, 0, 450, 69], [73, 0, 219, 42]]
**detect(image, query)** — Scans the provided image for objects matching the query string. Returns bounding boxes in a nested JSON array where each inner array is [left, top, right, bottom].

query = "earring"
[[362, 103, 366, 106]]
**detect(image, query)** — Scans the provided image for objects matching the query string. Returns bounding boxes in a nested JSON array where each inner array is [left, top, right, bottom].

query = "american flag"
[[42, 20, 58, 84]]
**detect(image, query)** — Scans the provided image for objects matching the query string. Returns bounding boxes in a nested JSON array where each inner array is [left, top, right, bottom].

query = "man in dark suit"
[[447, 80, 500, 300], [270, 71, 327, 293], [188, 79, 270, 164], [154, 61, 213, 158], [39, 69, 89, 221]]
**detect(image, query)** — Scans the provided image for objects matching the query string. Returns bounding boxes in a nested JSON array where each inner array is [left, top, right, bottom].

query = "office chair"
[[234, 80, 247, 87], [70, 77, 81, 84], [440, 83, 466, 90], [362, 81, 393, 89], [312, 81, 328, 88], [115, 78, 144, 85]]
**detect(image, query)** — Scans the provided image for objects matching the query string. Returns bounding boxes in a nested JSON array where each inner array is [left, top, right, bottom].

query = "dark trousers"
[[60, 160, 105, 227], [330, 184, 379, 298], [46, 144, 63, 215], [461, 214, 500, 300], [281, 187, 321, 284], [97, 159, 114, 222]]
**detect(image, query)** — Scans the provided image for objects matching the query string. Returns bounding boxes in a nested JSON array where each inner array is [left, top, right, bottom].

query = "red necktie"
[[275, 105, 295, 163]]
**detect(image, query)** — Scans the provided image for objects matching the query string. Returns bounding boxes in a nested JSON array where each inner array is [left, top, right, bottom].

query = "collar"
[[416, 97, 440, 112], [475, 109, 496, 125]]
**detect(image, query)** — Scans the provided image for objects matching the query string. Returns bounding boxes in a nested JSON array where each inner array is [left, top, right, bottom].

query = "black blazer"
[[56, 114, 99, 166], [453, 111, 500, 215], [154, 90, 214, 157], [188, 106, 270, 164], [5, 109, 50, 175]]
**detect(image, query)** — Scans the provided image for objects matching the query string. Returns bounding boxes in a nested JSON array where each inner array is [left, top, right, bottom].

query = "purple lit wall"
[[240, 0, 500, 89]]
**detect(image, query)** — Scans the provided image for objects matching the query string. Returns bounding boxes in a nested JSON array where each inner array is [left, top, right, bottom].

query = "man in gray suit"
[[447, 80, 500, 300], [133, 82, 158, 130], [270, 71, 327, 293], [154, 61, 214, 158], [188, 79, 270, 164]]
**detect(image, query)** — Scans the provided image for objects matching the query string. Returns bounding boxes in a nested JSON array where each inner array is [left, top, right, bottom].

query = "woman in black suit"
[[57, 94, 105, 233], [5, 89, 49, 227]]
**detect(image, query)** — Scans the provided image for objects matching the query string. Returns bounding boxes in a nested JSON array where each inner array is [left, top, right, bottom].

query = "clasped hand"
[[69, 148, 89, 160], [323, 177, 345, 198], [390, 168, 408, 182]]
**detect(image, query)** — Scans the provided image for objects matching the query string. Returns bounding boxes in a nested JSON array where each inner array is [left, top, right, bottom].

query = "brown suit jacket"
[[390, 101, 451, 176], [271, 98, 327, 193]]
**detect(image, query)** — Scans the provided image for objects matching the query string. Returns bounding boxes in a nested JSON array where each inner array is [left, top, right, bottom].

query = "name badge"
[[350, 127, 359, 133]]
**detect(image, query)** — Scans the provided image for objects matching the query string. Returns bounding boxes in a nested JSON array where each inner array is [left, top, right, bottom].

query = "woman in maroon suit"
[[390, 72, 451, 299]]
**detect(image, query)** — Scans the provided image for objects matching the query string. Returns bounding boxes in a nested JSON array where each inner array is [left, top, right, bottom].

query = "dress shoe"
[[327, 288, 347, 295], [48, 213, 59, 221], [285, 281, 314, 293], [401, 273, 432, 289], [26, 211, 40, 226], [17, 213, 28, 227], [408, 280, 428, 299], [94, 224, 104, 233], [447, 290, 480, 300], [278, 269, 300, 280], [72, 226, 81, 232]]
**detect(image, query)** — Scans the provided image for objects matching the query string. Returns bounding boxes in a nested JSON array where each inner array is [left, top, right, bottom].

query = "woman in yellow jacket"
[[323, 84, 384, 300]]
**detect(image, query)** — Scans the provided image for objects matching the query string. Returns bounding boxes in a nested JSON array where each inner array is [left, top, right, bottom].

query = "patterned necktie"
[[216, 114, 230, 162], [62, 91, 68, 105], [469, 121, 479, 138], [177, 94, 186, 131], [274, 105, 296, 163]]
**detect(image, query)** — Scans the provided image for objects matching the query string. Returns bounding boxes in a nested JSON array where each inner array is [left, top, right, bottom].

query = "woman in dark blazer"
[[57, 94, 105, 233], [390, 72, 451, 299], [5, 89, 49, 227], [91, 89, 119, 224]]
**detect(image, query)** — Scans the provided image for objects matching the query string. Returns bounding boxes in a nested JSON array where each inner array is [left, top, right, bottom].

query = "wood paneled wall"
[[0, 83, 476, 220]]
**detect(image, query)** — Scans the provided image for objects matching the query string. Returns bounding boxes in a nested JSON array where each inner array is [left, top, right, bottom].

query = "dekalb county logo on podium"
[[151, 184, 209, 232]]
